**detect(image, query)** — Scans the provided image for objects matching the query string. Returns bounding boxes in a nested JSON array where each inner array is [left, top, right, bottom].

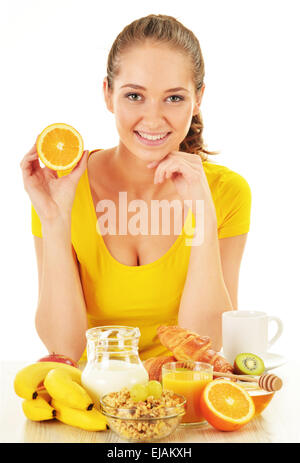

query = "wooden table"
[[1, 360, 299, 443]]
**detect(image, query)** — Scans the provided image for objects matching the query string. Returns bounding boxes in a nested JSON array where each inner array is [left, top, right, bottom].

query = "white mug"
[[222, 310, 283, 364]]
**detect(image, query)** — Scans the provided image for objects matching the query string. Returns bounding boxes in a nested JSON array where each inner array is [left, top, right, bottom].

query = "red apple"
[[36, 353, 79, 390], [37, 353, 78, 368]]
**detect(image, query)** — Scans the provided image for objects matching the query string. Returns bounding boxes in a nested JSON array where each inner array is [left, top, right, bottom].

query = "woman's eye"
[[168, 95, 184, 102], [126, 93, 141, 101]]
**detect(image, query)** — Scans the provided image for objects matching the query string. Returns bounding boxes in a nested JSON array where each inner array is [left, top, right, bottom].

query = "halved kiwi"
[[233, 353, 265, 375]]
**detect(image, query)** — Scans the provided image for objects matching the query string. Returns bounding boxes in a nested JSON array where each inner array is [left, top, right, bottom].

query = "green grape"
[[130, 383, 148, 402], [147, 380, 163, 399]]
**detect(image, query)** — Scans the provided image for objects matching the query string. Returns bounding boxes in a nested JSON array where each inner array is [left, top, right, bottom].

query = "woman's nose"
[[142, 101, 165, 123]]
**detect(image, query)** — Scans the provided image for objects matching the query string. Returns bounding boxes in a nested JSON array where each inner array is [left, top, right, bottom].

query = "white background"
[[0, 0, 299, 361]]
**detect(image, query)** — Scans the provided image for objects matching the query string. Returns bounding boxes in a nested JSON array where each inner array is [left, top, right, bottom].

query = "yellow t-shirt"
[[31, 150, 251, 363]]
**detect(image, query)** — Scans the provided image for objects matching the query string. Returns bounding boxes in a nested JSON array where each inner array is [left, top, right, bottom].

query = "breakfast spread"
[[13, 323, 284, 440]]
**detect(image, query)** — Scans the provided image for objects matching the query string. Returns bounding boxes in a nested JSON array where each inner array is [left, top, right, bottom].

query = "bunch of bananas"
[[14, 362, 107, 431]]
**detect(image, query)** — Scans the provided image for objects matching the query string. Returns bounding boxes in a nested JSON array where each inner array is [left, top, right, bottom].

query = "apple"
[[37, 353, 78, 368], [36, 353, 79, 390]]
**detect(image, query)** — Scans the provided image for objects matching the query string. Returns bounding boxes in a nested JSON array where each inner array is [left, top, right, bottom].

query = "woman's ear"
[[103, 77, 114, 113], [193, 83, 205, 116]]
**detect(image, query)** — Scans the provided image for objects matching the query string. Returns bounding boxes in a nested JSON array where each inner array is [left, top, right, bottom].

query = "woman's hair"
[[106, 14, 219, 162]]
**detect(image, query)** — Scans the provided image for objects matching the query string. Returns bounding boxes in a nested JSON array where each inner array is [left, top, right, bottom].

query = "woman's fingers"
[[150, 151, 203, 184], [28, 142, 37, 154], [154, 158, 180, 184], [20, 150, 40, 176], [69, 150, 89, 180], [154, 158, 198, 184], [21, 144, 89, 188], [43, 166, 58, 179], [20, 145, 35, 166], [147, 160, 159, 168]]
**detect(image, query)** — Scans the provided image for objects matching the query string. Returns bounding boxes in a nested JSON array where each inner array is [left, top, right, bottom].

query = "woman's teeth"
[[134, 131, 171, 146], [137, 132, 168, 140]]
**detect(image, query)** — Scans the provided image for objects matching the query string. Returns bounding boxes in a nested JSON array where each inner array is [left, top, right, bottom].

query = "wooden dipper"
[[213, 371, 283, 392]]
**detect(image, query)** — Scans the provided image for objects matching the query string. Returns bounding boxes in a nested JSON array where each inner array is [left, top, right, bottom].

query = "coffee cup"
[[222, 310, 283, 364]]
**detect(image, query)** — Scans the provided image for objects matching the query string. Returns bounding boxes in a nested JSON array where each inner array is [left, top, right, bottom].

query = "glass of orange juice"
[[162, 361, 213, 427]]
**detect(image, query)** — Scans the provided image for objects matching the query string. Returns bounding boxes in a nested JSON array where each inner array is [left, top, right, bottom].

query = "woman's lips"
[[134, 131, 171, 146]]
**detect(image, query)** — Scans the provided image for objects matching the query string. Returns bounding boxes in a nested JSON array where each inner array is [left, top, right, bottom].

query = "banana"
[[22, 396, 56, 421], [51, 399, 107, 431], [14, 362, 82, 400], [37, 387, 52, 403], [44, 368, 94, 411]]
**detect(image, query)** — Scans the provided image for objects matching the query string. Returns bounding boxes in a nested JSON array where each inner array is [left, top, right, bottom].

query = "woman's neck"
[[109, 144, 173, 200]]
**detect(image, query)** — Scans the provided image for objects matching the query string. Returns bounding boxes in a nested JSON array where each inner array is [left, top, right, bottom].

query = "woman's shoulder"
[[89, 148, 105, 156], [202, 160, 252, 238], [87, 148, 113, 170], [86, 148, 115, 188], [202, 158, 245, 179], [203, 159, 251, 197]]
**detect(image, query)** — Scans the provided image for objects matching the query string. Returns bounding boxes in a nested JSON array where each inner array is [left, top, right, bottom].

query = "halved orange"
[[199, 379, 255, 431], [36, 123, 84, 171]]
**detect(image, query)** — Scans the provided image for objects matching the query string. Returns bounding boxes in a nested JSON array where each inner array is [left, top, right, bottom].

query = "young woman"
[[20, 14, 251, 363]]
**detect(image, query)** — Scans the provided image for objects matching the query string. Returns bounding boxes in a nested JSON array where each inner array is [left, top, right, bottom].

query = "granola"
[[100, 387, 185, 441]]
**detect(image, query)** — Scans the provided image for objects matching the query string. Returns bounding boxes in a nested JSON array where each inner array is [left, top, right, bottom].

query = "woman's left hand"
[[147, 151, 217, 222]]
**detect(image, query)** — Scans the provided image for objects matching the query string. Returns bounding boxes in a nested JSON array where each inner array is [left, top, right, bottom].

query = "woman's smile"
[[134, 130, 172, 146]]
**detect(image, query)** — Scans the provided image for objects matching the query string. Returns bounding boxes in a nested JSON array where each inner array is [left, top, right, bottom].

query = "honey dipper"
[[213, 371, 282, 392]]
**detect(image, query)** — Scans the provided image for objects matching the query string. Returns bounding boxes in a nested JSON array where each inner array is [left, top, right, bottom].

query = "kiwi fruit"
[[233, 353, 265, 375]]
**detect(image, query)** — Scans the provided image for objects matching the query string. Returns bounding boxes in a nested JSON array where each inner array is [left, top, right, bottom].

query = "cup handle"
[[267, 316, 283, 349]]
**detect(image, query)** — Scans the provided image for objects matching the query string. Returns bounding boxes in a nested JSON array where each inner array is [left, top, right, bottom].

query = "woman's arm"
[[34, 219, 88, 362], [178, 231, 249, 351], [218, 233, 248, 310], [178, 217, 233, 352], [20, 142, 90, 362]]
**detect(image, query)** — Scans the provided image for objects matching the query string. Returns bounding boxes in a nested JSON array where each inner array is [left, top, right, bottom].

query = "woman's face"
[[104, 42, 205, 163]]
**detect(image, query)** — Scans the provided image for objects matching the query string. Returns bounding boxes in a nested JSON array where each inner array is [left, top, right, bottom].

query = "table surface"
[[1, 359, 299, 443]]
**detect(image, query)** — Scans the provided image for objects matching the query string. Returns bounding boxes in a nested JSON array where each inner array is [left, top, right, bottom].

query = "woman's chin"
[[131, 144, 179, 161], [119, 136, 179, 161]]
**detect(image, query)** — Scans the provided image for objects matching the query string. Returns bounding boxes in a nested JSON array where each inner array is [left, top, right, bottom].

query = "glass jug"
[[81, 326, 149, 404]]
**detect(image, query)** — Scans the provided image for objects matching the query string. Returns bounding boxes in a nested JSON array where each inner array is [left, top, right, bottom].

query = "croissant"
[[143, 355, 176, 382], [157, 325, 211, 361], [157, 325, 233, 373]]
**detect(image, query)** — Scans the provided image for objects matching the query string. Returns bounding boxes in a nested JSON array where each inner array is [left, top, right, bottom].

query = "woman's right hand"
[[20, 138, 90, 225]]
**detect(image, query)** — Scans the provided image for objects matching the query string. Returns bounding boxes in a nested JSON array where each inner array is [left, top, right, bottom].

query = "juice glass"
[[162, 361, 213, 427]]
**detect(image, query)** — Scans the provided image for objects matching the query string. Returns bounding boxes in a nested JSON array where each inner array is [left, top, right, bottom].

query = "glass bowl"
[[100, 391, 186, 442]]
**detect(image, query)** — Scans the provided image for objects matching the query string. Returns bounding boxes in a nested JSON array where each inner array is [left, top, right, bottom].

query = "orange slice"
[[199, 379, 255, 431], [36, 123, 84, 171]]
